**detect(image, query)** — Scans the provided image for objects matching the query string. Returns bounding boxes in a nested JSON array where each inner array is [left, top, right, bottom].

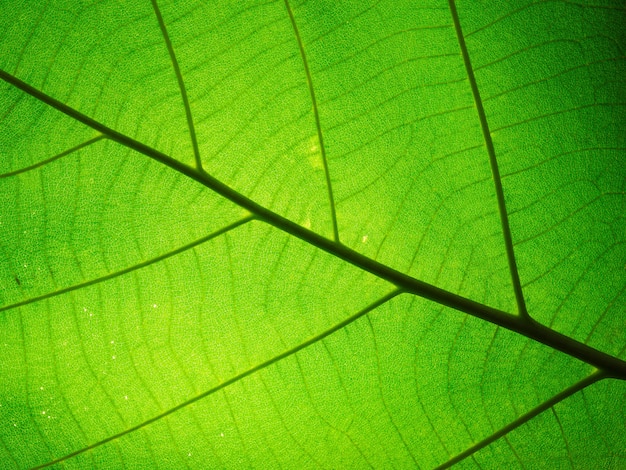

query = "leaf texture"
[[0, 0, 624, 468]]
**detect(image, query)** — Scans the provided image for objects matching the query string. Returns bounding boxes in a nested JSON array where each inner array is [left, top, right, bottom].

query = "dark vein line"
[[150, 0, 203, 170], [433, 371, 604, 469], [544, 241, 618, 333], [315, 29, 455, 75], [485, 56, 626, 103], [466, 0, 626, 39], [0, 135, 104, 178], [551, 407, 575, 469], [585, 283, 626, 346], [493, 102, 625, 132], [501, 146, 626, 179], [30, 290, 401, 469], [0, 216, 254, 313], [503, 434, 526, 470], [306, 0, 381, 45], [448, 0, 529, 320], [2, 68, 625, 380], [514, 193, 604, 247], [365, 315, 420, 468], [283, 0, 340, 242], [474, 37, 582, 73]]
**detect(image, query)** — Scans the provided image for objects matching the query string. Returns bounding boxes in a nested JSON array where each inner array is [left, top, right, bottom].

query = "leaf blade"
[[0, 1, 624, 468]]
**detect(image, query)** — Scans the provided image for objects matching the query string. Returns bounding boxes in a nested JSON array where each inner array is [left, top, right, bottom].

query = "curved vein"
[[30, 290, 402, 469], [448, 0, 529, 320], [1, 68, 625, 379], [150, 0, 202, 169], [493, 102, 625, 133], [465, 0, 625, 39], [0, 216, 254, 313], [434, 371, 605, 469], [485, 56, 626, 103], [284, 0, 339, 242], [0, 135, 104, 178]]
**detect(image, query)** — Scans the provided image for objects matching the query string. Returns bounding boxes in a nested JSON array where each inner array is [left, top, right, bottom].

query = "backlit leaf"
[[0, 0, 624, 468]]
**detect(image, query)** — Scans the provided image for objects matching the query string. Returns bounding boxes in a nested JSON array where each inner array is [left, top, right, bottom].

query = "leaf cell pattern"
[[0, 0, 624, 468]]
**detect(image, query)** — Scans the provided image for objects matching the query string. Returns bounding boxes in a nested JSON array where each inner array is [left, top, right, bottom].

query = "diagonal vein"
[[283, 0, 340, 242], [448, 0, 529, 320], [30, 290, 402, 469], [150, 0, 203, 170], [1, 67, 625, 379], [0, 135, 104, 178], [434, 370, 604, 469], [0, 216, 254, 313]]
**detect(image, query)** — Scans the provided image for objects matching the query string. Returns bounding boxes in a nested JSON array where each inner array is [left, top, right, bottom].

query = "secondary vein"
[[284, 0, 340, 242], [30, 290, 401, 469], [433, 371, 604, 469], [0, 216, 254, 313], [0, 135, 104, 178], [448, 0, 529, 320], [150, 0, 203, 170]]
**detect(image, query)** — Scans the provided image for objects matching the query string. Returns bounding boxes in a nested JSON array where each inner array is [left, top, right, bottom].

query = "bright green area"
[[0, 0, 624, 469]]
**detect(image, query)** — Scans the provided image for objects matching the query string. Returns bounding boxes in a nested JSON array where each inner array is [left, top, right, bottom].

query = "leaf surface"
[[0, 0, 624, 468]]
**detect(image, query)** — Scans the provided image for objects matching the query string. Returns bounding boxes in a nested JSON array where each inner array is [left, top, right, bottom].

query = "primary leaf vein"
[[1, 67, 624, 378]]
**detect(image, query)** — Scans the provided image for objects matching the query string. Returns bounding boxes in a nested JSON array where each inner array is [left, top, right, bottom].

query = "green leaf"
[[0, 0, 624, 468]]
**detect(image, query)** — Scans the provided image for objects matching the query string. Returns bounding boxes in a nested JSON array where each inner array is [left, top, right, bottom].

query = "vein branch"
[[0, 135, 104, 178], [0, 216, 254, 313], [31, 290, 402, 469], [448, 0, 529, 320], [434, 371, 605, 469], [150, 0, 203, 170], [1, 67, 625, 379], [284, 0, 340, 242]]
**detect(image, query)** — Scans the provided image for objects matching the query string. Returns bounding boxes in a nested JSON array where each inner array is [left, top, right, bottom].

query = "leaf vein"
[[1, 67, 623, 378], [284, 0, 339, 242], [30, 291, 401, 469], [0, 135, 104, 178], [433, 372, 604, 469], [0, 216, 254, 313], [150, 0, 202, 169], [448, 0, 528, 319]]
